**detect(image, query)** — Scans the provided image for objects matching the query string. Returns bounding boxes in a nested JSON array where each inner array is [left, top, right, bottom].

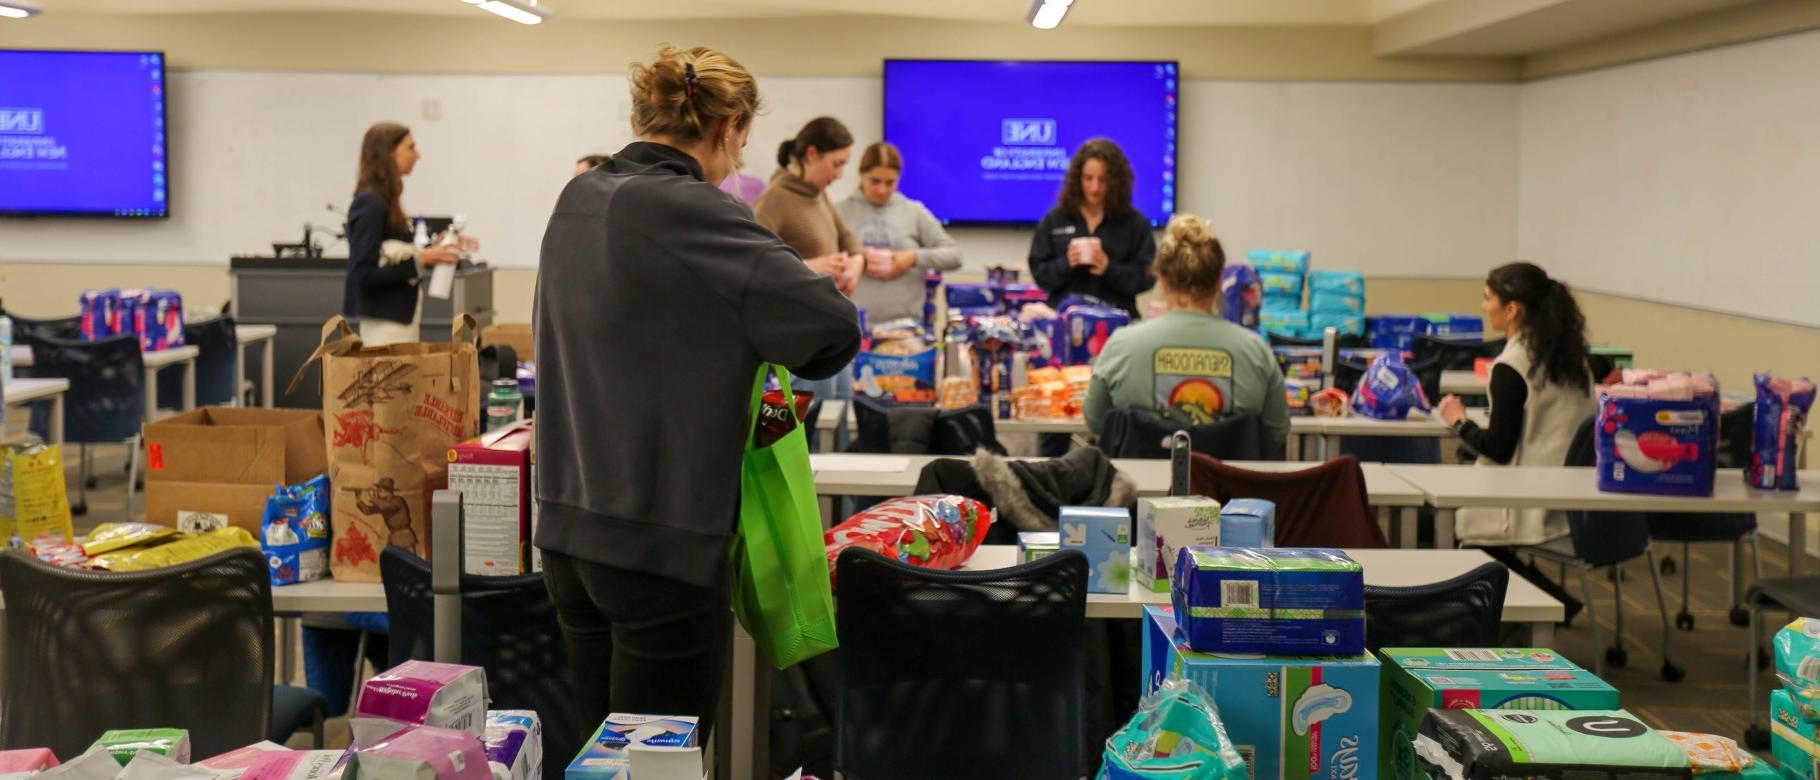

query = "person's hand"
[[889, 249, 918, 279], [1088, 246, 1110, 277], [837, 252, 864, 295], [862, 248, 896, 279], [456, 234, 481, 253], [419, 245, 460, 266], [804, 253, 844, 278], [1437, 395, 1467, 426]]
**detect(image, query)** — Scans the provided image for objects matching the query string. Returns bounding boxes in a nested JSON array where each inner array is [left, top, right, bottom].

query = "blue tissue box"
[[1059, 506, 1131, 594], [1310, 312, 1365, 336], [1218, 499, 1275, 548], [1260, 270, 1304, 298], [1144, 606, 1378, 780], [1171, 547, 1364, 656], [1246, 249, 1310, 277]]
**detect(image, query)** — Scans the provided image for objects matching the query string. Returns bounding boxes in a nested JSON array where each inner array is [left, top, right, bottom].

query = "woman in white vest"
[[1438, 262, 1596, 621]]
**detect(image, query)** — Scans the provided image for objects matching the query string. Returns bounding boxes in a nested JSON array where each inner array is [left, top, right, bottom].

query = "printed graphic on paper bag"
[[339, 361, 417, 407], [333, 409, 406, 464], [415, 392, 468, 439], [1154, 347, 1233, 425], [334, 517, 382, 568], [342, 477, 422, 555]]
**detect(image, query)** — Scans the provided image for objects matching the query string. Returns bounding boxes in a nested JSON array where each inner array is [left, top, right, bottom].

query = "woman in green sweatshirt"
[[1083, 214, 1289, 451]]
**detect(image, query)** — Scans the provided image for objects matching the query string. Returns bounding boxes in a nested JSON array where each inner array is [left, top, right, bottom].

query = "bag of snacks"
[[823, 495, 991, 583]]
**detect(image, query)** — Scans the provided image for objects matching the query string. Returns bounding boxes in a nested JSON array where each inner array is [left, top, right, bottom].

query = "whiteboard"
[[0, 70, 1518, 281], [1518, 28, 1820, 327]]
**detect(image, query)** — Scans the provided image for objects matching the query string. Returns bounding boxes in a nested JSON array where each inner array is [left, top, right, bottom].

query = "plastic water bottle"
[[412, 217, 430, 248], [0, 314, 11, 385], [427, 213, 464, 300], [486, 378, 523, 432]]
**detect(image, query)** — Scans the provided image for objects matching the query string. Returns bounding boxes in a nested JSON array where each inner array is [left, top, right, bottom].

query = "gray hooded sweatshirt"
[[836, 190, 963, 323], [533, 142, 861, 587]]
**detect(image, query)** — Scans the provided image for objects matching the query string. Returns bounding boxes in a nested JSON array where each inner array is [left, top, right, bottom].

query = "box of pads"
[[1171, 547, 1364, 655], [1775, 689, 1820, 778], [351, 661, 490, 746], [1218, 499, 1275, 549], [1135, 496, 1221, 594], [0, 749, 57, 774], [240, 750, 352, 780], [1058, 505, 1131, 594], [345, 725, 491, 780], [90, 729, 190, 766], [567, 715, 700, 779], [1017, 531, 1059, 563], [484, 710, 543, 780], [1379, 648, 1619, 780], [1595, 382, 1720, 497], [1247, 249, 1311, 277], [1143, 606, 1378, 780]]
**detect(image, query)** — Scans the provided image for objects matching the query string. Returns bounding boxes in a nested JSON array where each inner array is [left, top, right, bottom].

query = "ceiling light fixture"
[[461, 0, 549, 25], [1027, 0, 1073, 30], [0, 1, 43, 19]]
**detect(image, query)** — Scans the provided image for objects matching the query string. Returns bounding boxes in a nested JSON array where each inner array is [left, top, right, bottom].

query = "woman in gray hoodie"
[[837, 142, 963, 323]]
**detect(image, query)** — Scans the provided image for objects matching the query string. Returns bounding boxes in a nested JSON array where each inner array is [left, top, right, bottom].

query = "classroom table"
[[725, 544, 1564, 780], [237, 324, 279, 408], [3, 377, 70, 447], [1388, 464, 1820, 574], [11, 343, 199, 422], [1441, 369, 1486, 396]]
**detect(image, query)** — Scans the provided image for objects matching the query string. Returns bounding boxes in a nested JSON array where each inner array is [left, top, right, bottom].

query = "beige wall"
[[1520, 0, 1820, 79], [0, 12, 1516, 82]]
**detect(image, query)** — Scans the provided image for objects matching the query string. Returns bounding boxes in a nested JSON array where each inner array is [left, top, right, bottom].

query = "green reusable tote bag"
[[730, 364, 838, 669]]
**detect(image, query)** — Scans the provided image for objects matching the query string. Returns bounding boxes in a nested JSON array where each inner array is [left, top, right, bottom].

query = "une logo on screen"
[[0, 108, 46, 135], [1001, 118, 1057, 146]]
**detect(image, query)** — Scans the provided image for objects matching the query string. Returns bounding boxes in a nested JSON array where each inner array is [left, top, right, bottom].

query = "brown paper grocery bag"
[[289, 315, 481, 581]]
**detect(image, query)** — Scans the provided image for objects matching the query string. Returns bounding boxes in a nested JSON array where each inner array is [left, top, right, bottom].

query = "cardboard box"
[[1058, 505, 1130, 594], [1171, 546, 1365, 656], [1017, 531, 1058, 563], [1143, 606, 1378, 780], [449, 425, 533, 576], [1775, 689, 1820, 778], [1220, 498, 1276, 549], [1135, 496, 1221, 593], [567, 715, 700, 779], [145, 481, 283, 535], [145, 408, 326, 486], [483, 324, 535, 362], [1379, 648, 1619, 780]]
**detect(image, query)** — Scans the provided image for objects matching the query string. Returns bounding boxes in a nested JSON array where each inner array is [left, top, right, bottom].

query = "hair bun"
[[1165, 214, 1216, 248]]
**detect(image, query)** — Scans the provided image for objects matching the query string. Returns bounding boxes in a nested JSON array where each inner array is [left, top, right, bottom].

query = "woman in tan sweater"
[[755, 116, 861, 404]]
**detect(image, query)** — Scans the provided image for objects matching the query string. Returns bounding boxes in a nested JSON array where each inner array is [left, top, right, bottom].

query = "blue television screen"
[[0, 49, 169, 218], [883, 59, 1177, 227]]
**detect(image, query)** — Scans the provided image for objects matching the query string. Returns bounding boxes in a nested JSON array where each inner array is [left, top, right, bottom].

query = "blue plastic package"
[[1259, 270, 1304, 298], [1750, 373, 1816, 491], [1062, 304, 1130, 365], [1219, 264, 1261, 330], [262, 474, 331, 586], [1246, 249, 1310, 277], [1423, 312, 1484, 339], [851, 348, 937, 405], [1308, 270, 1364, 298], [1260, 309, 1309, 338], [944, 282, 998, 312], [1100, 678, 1248, 780], [1002, 283, 1048, 315], [1310, 312, 1365, 337], [1261, 292, 1303, 313], [1366, 315, 1431, 351], [1308, 292, 1364, 317], [1595, 380, 1719, 497], [1350, 352, 1431, 420], [79, 289, 123, 341], [1171, 547, 1365, 656], [1774, 617, 1820, 720]]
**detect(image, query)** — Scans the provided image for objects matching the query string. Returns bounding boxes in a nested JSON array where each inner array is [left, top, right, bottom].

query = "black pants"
[[542, 551, 730, 736]]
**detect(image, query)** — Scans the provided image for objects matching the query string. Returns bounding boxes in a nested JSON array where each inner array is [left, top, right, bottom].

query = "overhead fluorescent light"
[[461, 0, 549, 25], [0, 1, 43, 19], [1027, 0, 1073, 30]]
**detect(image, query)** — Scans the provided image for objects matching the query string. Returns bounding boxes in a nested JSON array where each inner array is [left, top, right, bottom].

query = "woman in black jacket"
[[533, 46, 860, 734], [341, 122, 462, 346], [1026, 138, 1157, 315]]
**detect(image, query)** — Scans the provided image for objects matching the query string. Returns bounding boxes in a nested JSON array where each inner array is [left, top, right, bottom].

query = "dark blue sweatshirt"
[[1027, 206, 1158, 315], [342, 191, 419, 324]]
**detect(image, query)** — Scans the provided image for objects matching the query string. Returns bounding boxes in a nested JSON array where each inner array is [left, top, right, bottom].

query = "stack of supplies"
[[1366, 315, 1430, 351], [567, 714, 702, 779], [1749, 373, 1815, 491], [1013, 365, 1089, 421], [78, 288, 186, 351], [1595, 369, 1719, 496], [1773, 618, 1820, 776], [1251, 249, 1310, 339], [1099, 678, 1248, 779], [1219, 263, 1262, 330], [1170, 547, 1364, 655], [1308, 270, 1365, 336], [1414, 709, 1775, 779]]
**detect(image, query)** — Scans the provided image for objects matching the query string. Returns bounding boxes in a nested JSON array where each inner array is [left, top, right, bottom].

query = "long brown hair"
[[355, 122, 412, 233], [1487, 262, 1592, 392], [1059, 138, 1135, 219], [858, 141, 902, 173]]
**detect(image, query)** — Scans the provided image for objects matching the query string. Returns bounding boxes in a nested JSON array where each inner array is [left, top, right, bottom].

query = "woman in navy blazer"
[[342, 122, 463, 346]]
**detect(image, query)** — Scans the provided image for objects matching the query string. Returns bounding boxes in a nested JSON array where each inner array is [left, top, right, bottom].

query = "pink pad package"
[[344, 726, 491, 780], [194, 742, 289, 780], [1750, 373, 1817, 491], [238, 751, 348, 780], [0, 749, 58, 774], [350, 661, 490, 747]]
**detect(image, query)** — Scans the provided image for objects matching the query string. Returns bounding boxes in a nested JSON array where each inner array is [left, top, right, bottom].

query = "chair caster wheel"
[[1759, 646, 1773, 669], [1661, 662, 1685, 682], [1676, 613, 1695, 631], [1606, 646, 1629, 668], [1745, 725, 1771, 751], [86, 476, 98, 489], [72, 502, 88, 517], [1731, 607, 1751, 627], [1661, 556, 1677, 576]]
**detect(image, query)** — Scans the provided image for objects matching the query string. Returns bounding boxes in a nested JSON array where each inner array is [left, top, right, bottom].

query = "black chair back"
[[835, 548, 1088, 780], [158, 315, 237, 408], [851, 396, 1003, 456], [1563, 416, 1653, 566], [379, 547, 578, 780], [1268, 332, 1365, 350], [1365, 562, 1509, 650], [0, 549, 273, 759], [1099, 408, 1276, 461], [1332, 355, 1369, 395], [24, 333, 145, 443], [1411, 335, 1504, 371], [8, 314, 80, 343]]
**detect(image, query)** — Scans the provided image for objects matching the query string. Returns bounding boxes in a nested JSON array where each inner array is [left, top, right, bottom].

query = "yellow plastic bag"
[[82, 522, 178, 557], [90, 527, 258, 572], [0, 443, 74, 544]]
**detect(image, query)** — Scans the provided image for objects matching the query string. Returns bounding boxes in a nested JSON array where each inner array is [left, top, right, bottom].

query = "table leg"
[[1435, 508, 1456, 550], [1323, 433, 1340, 462], [818, 427, 835, 454], [1792, 513, 1809, 577], [1287, 433, 1303, 462], [1398, 507, 1418, 550], [1529, 621, 1556, 649], [143, 366, 159, 425], [279, 616, 299, 686], [1376, 506, 1392, 545], [730, 623, 768, 780], [50, 393, 65, 448], [262, 341, 275, 408], [237, 342, 248, 407], [182, 361, 196, 411]]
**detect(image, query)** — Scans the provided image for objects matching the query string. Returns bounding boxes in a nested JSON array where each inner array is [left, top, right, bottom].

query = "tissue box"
[[1775, 689, 1820, 778], [1595, 388, 1719, 497], [346, 726, 491, 780], [1059, 505, 1131, 594], [485, 711, 543, 780], [1135, 496, 1222, 593], [1171, 547, 1364, 655], [352, 661, 490, 746], [91, 728, 190, 766], [1310, 312, 1365, 336], [1379, 648, 1619, 780], [0, 749, 57, 774], [239, 750, 349, 780], [1017, 531, 1059, 563], [1309, 271, 1365, 298], [1247, 249, 1310, 277], [1143, 606, 1378, 780], [1219, 499, 1276, 548], [567, 714, 700, 780]]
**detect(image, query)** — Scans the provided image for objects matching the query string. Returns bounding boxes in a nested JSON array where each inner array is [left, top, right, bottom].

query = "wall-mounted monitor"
[[0, 49, 170, 218]]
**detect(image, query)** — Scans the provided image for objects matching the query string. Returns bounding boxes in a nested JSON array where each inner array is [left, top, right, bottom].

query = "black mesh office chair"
[[0, 549, 325, 759], [158, 315, 238, 408], [379, 547, 578, 780], [1742, 576, 1820, 749], [1652, 400, 1761, 630], [6, 313, 81, 348], [834, 548, 1089, 780], [23, 333, 145, 517], [1365, 562, 1509, 650]]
